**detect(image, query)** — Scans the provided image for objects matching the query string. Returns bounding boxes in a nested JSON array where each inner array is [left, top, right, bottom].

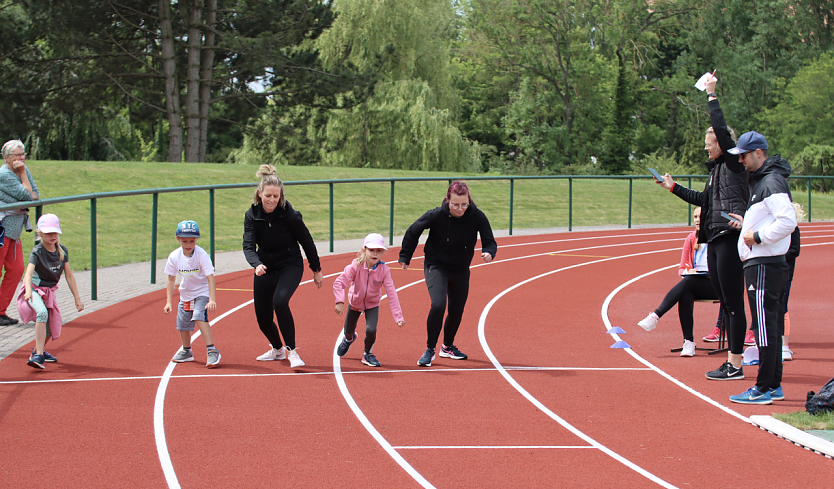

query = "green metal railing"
[[1, 174, 830, 301]]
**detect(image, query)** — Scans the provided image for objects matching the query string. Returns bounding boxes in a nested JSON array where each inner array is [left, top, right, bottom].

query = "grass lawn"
[[18, 161, 834, 270]]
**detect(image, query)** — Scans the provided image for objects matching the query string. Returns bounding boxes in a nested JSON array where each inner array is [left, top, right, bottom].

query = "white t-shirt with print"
[[164, 245, 215, 302]]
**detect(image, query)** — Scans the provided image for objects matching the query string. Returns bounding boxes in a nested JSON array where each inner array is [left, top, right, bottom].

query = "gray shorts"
[[176, 296, 210, 331]]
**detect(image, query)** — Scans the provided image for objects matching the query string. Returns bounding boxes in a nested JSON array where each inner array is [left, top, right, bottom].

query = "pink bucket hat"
[[363, 233, 387, 250], [37, 213, 62, 234]]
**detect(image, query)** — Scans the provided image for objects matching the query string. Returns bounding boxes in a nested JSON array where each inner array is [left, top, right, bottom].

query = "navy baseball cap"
[[176, 220, 201, 237], [728, 131, 768, 155]]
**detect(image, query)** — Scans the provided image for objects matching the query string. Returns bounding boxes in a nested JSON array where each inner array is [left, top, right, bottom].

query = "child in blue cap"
[[163, 220, 220, 368]]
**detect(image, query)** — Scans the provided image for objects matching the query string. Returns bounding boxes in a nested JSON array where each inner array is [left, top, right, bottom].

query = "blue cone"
[[610, 340, 631, 349], [607, 327, 626, 334]]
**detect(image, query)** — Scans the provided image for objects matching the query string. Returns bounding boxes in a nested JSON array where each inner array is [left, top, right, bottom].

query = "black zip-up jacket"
[[243, 200, 321, 272], [399, 201, 497, 273], [672, 99, 749, 243]]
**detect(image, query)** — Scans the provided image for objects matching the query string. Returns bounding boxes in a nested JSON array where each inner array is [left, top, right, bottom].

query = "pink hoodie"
[[333, 259, 404, 323]]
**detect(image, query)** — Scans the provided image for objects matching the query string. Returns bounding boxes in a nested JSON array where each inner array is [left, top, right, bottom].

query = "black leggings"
[[253, 265, 303, 350], [424, 265, 470, 349], [707, 233, 747, 354], [343, 306, 379, 353], [654, 275, 719, 342]]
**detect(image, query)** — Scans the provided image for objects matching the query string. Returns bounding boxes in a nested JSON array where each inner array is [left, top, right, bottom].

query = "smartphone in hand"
[[648, 168, 665, 183], [720, 211, 739, 224]]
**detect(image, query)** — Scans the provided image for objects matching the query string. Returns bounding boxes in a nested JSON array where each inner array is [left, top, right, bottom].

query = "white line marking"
[[393, 445, 596, 450]]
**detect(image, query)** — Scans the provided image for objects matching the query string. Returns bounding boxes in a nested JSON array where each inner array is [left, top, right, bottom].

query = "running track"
[[2, 225, 833, 488]]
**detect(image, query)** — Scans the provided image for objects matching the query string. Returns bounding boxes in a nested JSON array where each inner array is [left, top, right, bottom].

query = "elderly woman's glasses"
[[450, 203, 469, 209], [7, 153, 25, 159]]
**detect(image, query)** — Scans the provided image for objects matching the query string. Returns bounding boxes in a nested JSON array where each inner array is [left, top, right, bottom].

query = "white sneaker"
[[287, 347, 305, 368], [256, 345, 287, 361], [782, 347, 793, 361], [680, 340, 696, 357], [638, 312, 659, 331]]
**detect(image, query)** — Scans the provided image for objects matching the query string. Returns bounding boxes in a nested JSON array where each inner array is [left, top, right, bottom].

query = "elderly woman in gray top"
[[0, 140, 39, 325]]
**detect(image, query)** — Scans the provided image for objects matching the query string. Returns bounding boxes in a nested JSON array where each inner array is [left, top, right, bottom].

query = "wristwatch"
[[707, 92, 717, 99]]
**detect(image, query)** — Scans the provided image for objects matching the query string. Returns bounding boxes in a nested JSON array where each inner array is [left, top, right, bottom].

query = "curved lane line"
[[477, 250, 681, 488]]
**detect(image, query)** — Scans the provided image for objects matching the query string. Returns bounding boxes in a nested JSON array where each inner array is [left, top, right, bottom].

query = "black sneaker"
[[27, 353, 45, 369], [0, 315, 17, 326], [337, 332, 357, 357], [417, 348, 435, 367], [32, 348, 57, 362], [362, 352, 381, 367], [439, 344, 467, 360], [705, 361, 744, 380]]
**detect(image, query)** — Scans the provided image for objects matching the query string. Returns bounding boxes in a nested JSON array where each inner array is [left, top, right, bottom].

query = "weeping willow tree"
[[314, 0, 479, 171]]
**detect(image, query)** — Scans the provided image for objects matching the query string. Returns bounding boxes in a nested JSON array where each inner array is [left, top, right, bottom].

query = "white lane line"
[[1, 366, 653, 385], [393, 445, 596, 450], [477, 249, 681, 489]]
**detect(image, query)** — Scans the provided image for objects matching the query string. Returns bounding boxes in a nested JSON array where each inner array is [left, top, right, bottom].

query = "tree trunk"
[[159, 0, 182, 162], [198, 0, 216, 163], [184, 0, 204, 162]]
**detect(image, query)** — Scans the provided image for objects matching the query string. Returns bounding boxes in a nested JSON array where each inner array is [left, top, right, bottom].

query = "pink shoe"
[[744, 329, 756, 346], [702, 327, 721, 342]]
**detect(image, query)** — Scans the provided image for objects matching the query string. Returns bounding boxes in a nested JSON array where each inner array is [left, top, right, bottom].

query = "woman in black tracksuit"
[[398, 181, 497, 367], [658, 76, 749, 380], [243, 164, 323, 368]]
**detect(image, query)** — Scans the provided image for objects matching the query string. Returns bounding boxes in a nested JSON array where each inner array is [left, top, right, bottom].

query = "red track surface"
[[2, 225, 833, 488]]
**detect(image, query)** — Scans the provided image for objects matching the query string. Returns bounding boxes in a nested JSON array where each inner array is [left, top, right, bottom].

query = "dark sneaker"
[[705, 361, 744, 380], [27, 353, 45, 369], [337, 332, 358, 357], [439, 344, 467, 360], [730, 386, 772, 405], [0, 315, 16, 326], [172, 349, 194, 363], [417, 348, 435, 367], [362, 352, 381, 367], [33, 348, 57, 363], [206, 348, 221, 368], [769, 386, 784, 401]]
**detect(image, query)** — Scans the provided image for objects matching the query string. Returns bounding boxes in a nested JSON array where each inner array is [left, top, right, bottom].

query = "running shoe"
[[337, 332, 357, 357], [706, 361, 744, 380], [256, 345, 287, 361], [27, 353, 45, 369], [744, 329, 756, 346], [206, 348, 221, 368], [782, 347, 793, 361], [638, 312, 658, 331], [417, 348, 435, 367], [769, 386, 785, 401], [729, 386, 772, 405], [362, 352, 381, 367], [702, 326, 721, 342], [172, 348, 194, 363], [32, 348, 57, 363], [439, 344, 467, 360], [287, 347, 305, 368], [0, 314, 18, 326], [680, 340, 696, 357]]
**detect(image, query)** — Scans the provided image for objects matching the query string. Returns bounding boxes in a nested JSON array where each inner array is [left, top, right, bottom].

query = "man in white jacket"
[[726, 131, 797, 405]]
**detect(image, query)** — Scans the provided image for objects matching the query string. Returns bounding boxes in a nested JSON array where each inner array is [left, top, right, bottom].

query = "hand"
[[12, 159, 25, 172], [397, 320, 405, 328], [335, 302, 345, 316], [164, 302, 172, 314], [658, 173, 675, 190], [255, 264, 267, 276], [399, 261, 408, 270], [75, 299, 85, 312], [24, 290, 31, 302], [207, 300, 217, 312], [743, 230, 756, 247], [482, 252, 493, 263], [705, 74, 717, 94], [728, 213, 743, 230], [313, 270, 323, 289]]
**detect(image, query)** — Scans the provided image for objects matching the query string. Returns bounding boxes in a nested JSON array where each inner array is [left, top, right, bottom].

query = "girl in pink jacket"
[[333, 233, 405, 367]]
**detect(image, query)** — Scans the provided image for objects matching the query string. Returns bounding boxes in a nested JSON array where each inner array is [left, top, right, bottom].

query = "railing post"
[[389, 181, 395, 246], [568, 177, 573, 232], [509, 178, 514, 236], [90, 197, 97, 301], [210, 188, 216, 265], [151, 193, 158, 284], [688, 176, 692, 226], [329, 182, 334, 253], [35, 205, 43, 247], [628, 178, 633, 229]]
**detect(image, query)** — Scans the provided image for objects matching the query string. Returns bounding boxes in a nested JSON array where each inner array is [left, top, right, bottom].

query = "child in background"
[[19, 214, 84, 369], [333, 233, 405, 367], [163, 220, 220, 368]]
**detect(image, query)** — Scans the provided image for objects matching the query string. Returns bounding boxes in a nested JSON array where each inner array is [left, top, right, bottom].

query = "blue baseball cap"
[[728, 131, 768, 155], [176, 220, 201, 237]]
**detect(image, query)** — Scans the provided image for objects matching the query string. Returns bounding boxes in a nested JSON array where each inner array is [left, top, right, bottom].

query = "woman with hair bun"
[[399, 181, 497, 367], [243, 164, 323, 368]]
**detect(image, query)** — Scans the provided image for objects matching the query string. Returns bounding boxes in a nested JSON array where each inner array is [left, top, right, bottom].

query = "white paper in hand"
[[694, 72, 716, 91]]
